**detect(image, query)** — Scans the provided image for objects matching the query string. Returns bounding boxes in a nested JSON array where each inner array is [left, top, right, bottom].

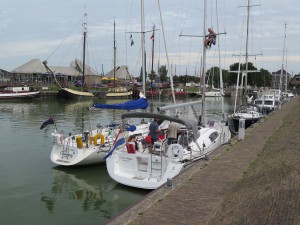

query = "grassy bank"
[[208, 97, 300, 225]]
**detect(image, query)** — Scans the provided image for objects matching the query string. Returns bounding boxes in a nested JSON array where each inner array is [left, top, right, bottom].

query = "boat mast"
[[244, 0, 250, 97], [215, 0, 225, 119], [141, 0, 146, 95], [201, 0, 207, 124], [157, 0, 176, 104], [82, 12, 87, 86], [280, 22, 287, 92], [113, 19, 116, 87], [150, 24, 155, 89], [285, 48, 288, 93]]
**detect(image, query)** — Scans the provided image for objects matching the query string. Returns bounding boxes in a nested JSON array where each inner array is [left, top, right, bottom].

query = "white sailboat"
[[50, 122, 150, 166], [50, 17, 150, 167], [105, 0, 231, 190], [106, 112, 226, 189], [227, 0, 263, 134]]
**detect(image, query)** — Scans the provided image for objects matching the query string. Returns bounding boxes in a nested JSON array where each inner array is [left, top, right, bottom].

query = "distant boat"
[[162, 88, 188, 98], [104, 21, 132, 99], [0, 86, 40, 99], [227, 0, 263, 134], [105, 87, 133, 98], [52, 13, 95, 100], [253, 88, 282, 114], [228, 102, 263, 134]]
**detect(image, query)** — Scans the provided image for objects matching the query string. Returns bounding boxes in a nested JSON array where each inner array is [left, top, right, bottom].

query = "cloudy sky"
[[0, 0, 299, 77]]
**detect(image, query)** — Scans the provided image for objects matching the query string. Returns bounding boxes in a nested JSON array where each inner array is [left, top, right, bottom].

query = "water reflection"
[[41, 164, 150, 221], [41, 165, 116, 214], [40, 164, 150, 221]]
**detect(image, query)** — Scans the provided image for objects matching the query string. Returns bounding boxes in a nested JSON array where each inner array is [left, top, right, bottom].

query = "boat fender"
[[94, 133, 104, 145], [167, 144, 184, 160], [76, 137, 84, 149]]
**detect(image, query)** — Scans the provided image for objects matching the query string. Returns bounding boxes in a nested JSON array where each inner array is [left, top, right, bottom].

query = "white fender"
[[167, 144, 184, 160]]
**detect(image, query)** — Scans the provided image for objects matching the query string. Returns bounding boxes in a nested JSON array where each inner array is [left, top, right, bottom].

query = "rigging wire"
[[45, 15, 83, 62]]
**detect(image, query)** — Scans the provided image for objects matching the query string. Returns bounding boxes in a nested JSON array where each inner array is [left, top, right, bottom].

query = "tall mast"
[[280, 22, 287, 92], [150, 24, 155, 89], [215, 0, 225, 119], [141, 0, 146, 95], [158, 0, 176, 104], [244, 0, 250, 96], [113, 19, 116, 87], [201, 0, 207, 125], [82, 12, 87, 85], [285, 48, 288, 93]]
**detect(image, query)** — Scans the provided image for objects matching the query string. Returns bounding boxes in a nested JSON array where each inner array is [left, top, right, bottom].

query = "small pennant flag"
[[150, 34, 154, 40], [130, 34, 134, 46]]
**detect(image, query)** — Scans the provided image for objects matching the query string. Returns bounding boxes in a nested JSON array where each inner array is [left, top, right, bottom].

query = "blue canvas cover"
[[91, 97, 148, 110]]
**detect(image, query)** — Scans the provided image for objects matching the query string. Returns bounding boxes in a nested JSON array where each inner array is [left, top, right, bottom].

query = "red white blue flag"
[[103, 129, 125, 160]]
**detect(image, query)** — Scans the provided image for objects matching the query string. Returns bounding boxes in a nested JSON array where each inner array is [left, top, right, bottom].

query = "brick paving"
[[105, 97, 299, 225]]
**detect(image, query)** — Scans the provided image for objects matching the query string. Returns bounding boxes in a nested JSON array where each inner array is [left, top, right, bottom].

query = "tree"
[[158, 65, 168, 82]]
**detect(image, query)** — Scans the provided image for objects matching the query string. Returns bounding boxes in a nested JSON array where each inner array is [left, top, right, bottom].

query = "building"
[[290, 74, 300, 86], [271, 69, 291, 89], [6, 58, 101, 86]]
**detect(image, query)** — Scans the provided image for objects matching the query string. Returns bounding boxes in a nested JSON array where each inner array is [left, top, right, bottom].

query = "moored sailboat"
[[0, 86, 40, 99], [56, 13, 95, 99], [105, 0, 231, 190], [227, 0, 263, 134], [50, 122, 150, 166]]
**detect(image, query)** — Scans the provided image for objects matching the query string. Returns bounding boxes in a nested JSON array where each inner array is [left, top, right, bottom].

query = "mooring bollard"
[[166, 178, 173, 188], [238, 118, 245, 140]]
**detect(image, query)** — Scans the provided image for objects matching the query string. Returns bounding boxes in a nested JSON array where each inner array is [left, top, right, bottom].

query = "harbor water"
[[0, 96, 235, 225]]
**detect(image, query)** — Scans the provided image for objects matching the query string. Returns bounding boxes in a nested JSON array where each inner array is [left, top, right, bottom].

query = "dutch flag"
[[103, 129, 125, 160]]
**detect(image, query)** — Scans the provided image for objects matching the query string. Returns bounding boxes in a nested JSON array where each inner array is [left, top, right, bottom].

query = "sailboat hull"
[[58, 88, 94, 99]]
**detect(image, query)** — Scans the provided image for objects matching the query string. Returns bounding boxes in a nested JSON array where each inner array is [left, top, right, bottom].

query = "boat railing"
[[149, 139, 168, 181]]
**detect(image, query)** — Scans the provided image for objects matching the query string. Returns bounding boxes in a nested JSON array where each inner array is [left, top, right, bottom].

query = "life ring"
[[94, 133, 104, 145], [167, 144, 184, 160]]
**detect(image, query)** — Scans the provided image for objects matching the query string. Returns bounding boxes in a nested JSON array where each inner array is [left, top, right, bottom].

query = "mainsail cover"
[[91, 94, 148, 110]]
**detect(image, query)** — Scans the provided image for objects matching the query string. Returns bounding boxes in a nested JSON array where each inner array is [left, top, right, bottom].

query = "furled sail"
[[89, 93, 148, 110]]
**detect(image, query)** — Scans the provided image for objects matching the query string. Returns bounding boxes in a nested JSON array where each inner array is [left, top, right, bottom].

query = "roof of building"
[[10, 58, 99, 76], [105, 65, 131, 80], [11, 59, 48, 74], [272, 69, 291, 76]]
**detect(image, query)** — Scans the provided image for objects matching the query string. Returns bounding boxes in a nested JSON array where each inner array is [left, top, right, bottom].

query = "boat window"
[[209, 131, 219, 142], [265, 101, 273, 105]]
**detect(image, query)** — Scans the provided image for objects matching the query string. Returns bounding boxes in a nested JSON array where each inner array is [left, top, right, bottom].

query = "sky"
[[0, 0, 299, 78]]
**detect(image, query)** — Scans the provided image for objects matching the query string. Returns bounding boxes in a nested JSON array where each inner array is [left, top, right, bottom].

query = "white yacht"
[[254, 89, 282, 114], [105, 112, 231, 190], [50, 122, 150, 166]]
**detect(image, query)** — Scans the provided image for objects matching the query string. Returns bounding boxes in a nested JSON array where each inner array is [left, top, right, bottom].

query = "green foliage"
[[158, 65, 168, 82], [227, 62, 272, 87]]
